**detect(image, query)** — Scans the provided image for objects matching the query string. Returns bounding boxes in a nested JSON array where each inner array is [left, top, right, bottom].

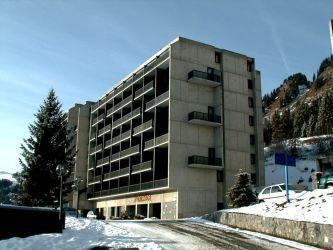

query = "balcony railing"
[[88, 175, 101, 184], [141, 181, 154, 190], [111, 130, 131, 145], [91, 144, 103, 154], [134, 80, 154, 99], [105, 139, 112, 149], [188, 155, 222, 167], [113, 107, 141, 129], [119, 186, 129, 194], [110, 152, 120, 162], [145, 91, 169, 111], [188, 70, 221, 83], [188, 111, 221, 123], [120, 145, 140, 158], [97, 156, 110, 167], [132, 160, 152, 174], [91, 102, 99, 113], [103, 167, 130, 181], [123, 77, 133, 90], [133, 120, 153, 136], [98, 124, 111, 136], [145, 49, 169, 74], [144, 133, 168, 150], [129, 184, 141, 192], [155, 178, 168, 188]]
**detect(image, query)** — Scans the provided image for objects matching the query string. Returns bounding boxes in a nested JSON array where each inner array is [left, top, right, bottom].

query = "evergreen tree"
[[293, 102, 310, 137], [263, 120, 272, 145], [19, 89, 73, 206], [280, 110, 293, 139], [227, 169, 257, 208], [315, 94, 333, 135], [271, 112, 284, 142]]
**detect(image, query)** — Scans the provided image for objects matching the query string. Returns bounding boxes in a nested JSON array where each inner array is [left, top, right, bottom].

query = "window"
[[248, 79, 253, 89], [262, 187, 270, 194], [250, 134, 255, 145], [250, 154, 256, 164], [250, 173, 256, 185], [271, 186, 282, 193], [215, 52, 221, 63], [247, 60, 253, 72], [208, 148, 215, 159], [217, 170, 223, 182], [248, 97, 254, 108], [249, 115, 254, 126]]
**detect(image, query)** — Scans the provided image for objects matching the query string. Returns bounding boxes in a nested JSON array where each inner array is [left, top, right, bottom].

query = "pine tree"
[[280, 110, 293, 139], [227, 169, 257, 207], [271, 112, 284, 142], [19, 89, 73, 206], [263, 120, 272, 145], [293, 102, 310, 137], [316, 94, 333, 135]]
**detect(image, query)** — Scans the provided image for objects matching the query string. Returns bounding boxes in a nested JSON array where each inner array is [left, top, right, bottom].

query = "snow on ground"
[[224, 188, 333, 225], [0, 217, 161, 250]]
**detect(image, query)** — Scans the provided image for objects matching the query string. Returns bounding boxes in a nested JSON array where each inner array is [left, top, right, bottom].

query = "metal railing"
[[119, 167, 130, 176], [132, 160, 152, 173], [123, 77, 133, 90], [188, 70, 221, 83], [188, 155, 222, 166], [91, 103, 99, 112], [188, 111, 221, 123], [141, 181, 154, 190], [155, 133, 168, 145], [111, 152, 120, 162], [119, 186, 129, 193], [146, 91, 169, 110], [111, 130, 131, 145], [134, 80, 154, 99], [155, 178, 168, 188], [129, 184, 141, 192], [105, 139, 112, 148], [120, 145, 140, 158], [133, 120, 153, 135], [144, 138, 154, 149], [98, 124, 111, 136], [145, 49, 169, 74], [88, 175, 101, 184]]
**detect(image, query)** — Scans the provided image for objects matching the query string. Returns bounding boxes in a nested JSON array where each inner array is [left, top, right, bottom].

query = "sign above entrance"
[[134, 195, 151, 202]]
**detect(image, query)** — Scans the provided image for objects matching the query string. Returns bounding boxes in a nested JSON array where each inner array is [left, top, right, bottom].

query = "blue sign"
[[275, 153, 296, 167]]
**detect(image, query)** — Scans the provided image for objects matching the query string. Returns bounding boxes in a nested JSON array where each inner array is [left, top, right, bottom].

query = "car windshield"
[[280, 185, 294, 190], [324, 168, 333, 176]]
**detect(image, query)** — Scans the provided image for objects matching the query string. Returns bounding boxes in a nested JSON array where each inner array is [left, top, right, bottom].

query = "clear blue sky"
[[0, 0, 332, 173]]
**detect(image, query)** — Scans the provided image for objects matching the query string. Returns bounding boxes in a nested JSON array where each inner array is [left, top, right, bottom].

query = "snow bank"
[[224, 189, 333, 225], [0, 217, 161, 250]]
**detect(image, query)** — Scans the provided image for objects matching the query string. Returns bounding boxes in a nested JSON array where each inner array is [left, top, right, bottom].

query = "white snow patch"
[[0, 217, 161, 250], [223, 189, 333, 225]]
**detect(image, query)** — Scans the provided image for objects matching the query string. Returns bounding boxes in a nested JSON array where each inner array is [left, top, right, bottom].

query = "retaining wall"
[[214, 211, 333, 249]]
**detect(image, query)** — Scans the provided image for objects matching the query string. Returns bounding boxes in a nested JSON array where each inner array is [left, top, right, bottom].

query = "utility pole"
[[56, 164, 66, 223]]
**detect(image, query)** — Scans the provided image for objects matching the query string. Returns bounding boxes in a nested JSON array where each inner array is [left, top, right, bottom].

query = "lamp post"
[[72, 176, 82, 218], [56, 164, 65, 221]]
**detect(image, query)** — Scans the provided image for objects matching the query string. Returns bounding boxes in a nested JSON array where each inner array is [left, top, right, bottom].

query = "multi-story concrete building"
[[84, 37, 264, 219], [66, 102, 94, 211]]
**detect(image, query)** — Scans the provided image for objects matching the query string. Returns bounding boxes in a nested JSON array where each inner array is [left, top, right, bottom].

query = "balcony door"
[[208, 106, 214, 121], [208, 148, 215, 165]]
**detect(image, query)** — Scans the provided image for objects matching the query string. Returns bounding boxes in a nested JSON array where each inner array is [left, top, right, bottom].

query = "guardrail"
[[133, 120, 153, 135], [146, 91, 169, 111], [132, 160, 152, 173], [188, 70, 221, 83], [188, 155, 222, 166], [188, 111, 221, 123]]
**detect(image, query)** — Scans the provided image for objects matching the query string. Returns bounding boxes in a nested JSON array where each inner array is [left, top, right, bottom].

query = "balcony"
[[134, 80, 154, 100], [91, 102, 99, 113], [133, 120, 153, 136], [92, 114, 104, 126], [96, 156, 109, 168], [188, 70, 221, 87], [109, 95, 133, 116], [110, 145, 140, 162], [132, 160, 152, 174], [188, 155, 223, 170], [145, 49, 169, 74], [144, 133, 168, 151], [113, 107, 141, 129], [88, 175, 101, 185], [145, 91, 169, 112], [103, 167, 130, 181], [155, 178, 168, 188], [111, 130, 131, 146], [188, 111, 221, 127], [90, 144, 102, 155], [89, 132, 96, 141], [105, 139, 112, 149], [98, 124, 111, 137]]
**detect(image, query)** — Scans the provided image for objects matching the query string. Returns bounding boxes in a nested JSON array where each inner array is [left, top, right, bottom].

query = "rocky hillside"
[[263, 57, 333, 145]]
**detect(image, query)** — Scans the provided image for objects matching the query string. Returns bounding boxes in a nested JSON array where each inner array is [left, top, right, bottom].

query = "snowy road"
[[112, 220, 320, 250], [0, 217, 320, 249]]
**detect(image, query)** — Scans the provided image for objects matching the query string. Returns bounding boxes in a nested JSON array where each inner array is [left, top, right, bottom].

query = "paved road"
[[109, 220, 319, 250]]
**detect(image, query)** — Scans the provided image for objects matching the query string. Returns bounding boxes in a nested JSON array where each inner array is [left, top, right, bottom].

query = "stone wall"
[[214, 211, 333, 249]]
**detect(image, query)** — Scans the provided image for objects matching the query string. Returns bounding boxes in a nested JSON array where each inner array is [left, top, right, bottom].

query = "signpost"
[[275, 153, 296, 203]]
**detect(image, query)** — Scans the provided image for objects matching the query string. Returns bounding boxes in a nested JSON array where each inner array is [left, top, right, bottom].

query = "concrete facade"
[[75, 37, 264, 219], [67, 102, 94, 211]]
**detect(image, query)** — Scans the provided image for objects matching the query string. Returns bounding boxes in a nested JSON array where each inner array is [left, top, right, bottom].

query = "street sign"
[[275, 153, 296, 166], [274, 153, 297, 203]]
